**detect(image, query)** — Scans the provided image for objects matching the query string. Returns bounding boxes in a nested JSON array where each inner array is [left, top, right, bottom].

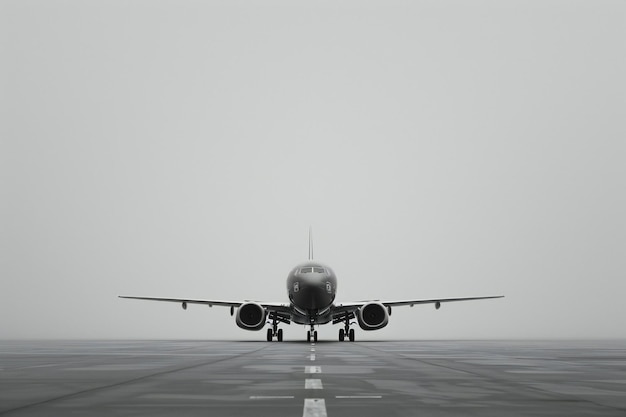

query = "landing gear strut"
[[306, 329, 318, 343], [339, 312, 355, 342], [267, 315, 283, 342], [307, 312, 318, 343], [307, 323, 318, 343]]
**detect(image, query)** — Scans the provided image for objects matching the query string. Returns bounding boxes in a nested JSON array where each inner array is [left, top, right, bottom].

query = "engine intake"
[[357, 302, 389, 330], [235, 302, 267, 331]]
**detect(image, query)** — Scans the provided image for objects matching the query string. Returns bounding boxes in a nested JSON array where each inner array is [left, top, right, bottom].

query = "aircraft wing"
[[332, 295, 504, 316], [376, 295, 504, 307], [118, 296, 291, 312]]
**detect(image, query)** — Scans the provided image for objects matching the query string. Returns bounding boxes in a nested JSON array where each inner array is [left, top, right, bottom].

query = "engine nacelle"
[[235, 302, 267, 331], [357, 302, 389, 331]]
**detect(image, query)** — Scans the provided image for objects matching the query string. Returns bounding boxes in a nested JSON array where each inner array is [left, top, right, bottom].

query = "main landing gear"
[[338, 328, 355, 342], [267, 316, 283, 342], [267, 328, 283, 342], [339, 312, 355, 342]]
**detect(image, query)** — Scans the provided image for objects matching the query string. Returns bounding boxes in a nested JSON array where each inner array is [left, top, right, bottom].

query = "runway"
[[1, 339, 625, 416]]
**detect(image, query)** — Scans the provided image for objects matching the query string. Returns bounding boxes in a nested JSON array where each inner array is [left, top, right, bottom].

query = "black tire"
[[349, 328, 355, 342], [313, 331, 318, 343], [339, 328, 345, 342], [307, 330, 311, 343], [277, 329, 283, 342], [266, 328, 273, 342]]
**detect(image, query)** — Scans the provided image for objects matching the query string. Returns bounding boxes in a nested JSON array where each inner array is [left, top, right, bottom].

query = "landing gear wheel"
[[339, 328, 345, 342], [313, 331, 318, 343], [277, 328, 283, 342], [349, 328, 355, 342], [307, 330, 311, 343], [267, 328, 273, 342]]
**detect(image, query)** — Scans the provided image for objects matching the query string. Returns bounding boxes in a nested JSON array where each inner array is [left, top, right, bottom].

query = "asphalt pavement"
[[1, 339, 625, 416]]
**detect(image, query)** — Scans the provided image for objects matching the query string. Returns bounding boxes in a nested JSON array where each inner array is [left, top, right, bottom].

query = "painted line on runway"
[[310, 354, 316, 361], [305, 379, 323, 389], [303, 398, 327, 417], [335, 395, 382, 399], [305, 366, 321, 373], [250, 395, 295, 399], [0, 352, 233, 357], [20, 363, 63, 370]]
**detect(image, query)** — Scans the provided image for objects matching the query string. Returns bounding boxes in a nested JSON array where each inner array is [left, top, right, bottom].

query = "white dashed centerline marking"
[[305, 366, 321, 374], [310, 354, 316, 361], [305, 379, 323, 389], [303, 398, 327, 417]]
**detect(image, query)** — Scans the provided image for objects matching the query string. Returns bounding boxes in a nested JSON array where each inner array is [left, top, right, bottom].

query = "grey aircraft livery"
[[120, 231, 504, 342]]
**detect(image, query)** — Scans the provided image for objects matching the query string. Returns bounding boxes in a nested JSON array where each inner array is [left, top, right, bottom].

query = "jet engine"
[[235, 302, 267, 331], [357, 302, 389, 330]]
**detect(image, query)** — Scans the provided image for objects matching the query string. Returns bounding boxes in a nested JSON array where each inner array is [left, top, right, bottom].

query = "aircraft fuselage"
[[286, 261, 337, 325]]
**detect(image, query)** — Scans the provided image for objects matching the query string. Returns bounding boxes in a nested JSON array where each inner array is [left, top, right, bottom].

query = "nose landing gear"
[[307, 312, 318, 342], [307, 328, 318, 343]]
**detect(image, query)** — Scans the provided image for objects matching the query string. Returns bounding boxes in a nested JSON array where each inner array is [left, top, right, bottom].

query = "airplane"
[[119, 230, 504, 342]]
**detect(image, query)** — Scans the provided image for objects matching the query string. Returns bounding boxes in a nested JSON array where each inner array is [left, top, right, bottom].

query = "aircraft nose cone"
[[292, 279, 332, 310]]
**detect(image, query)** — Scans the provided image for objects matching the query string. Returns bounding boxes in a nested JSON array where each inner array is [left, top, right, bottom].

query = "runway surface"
[[1, 339, 625, 416]]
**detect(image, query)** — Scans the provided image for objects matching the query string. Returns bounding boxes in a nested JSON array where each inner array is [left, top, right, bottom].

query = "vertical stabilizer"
[[308, 226, 314, 260]]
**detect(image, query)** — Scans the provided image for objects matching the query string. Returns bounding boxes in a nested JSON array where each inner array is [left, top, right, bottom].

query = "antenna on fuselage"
[[308, 226, 314, 260]]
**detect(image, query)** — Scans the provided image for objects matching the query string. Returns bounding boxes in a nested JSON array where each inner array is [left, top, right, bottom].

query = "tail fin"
[[308, 226, 314, 260]]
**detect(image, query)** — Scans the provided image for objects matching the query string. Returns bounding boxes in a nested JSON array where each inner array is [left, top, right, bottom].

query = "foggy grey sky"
[[1, 0, 624, 340]]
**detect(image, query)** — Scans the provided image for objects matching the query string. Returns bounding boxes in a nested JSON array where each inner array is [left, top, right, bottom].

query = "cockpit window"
[[299, 267, 325, 274]]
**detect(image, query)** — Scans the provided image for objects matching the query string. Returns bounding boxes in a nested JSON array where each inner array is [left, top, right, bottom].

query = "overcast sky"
[[1, 0, 624, 340]]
